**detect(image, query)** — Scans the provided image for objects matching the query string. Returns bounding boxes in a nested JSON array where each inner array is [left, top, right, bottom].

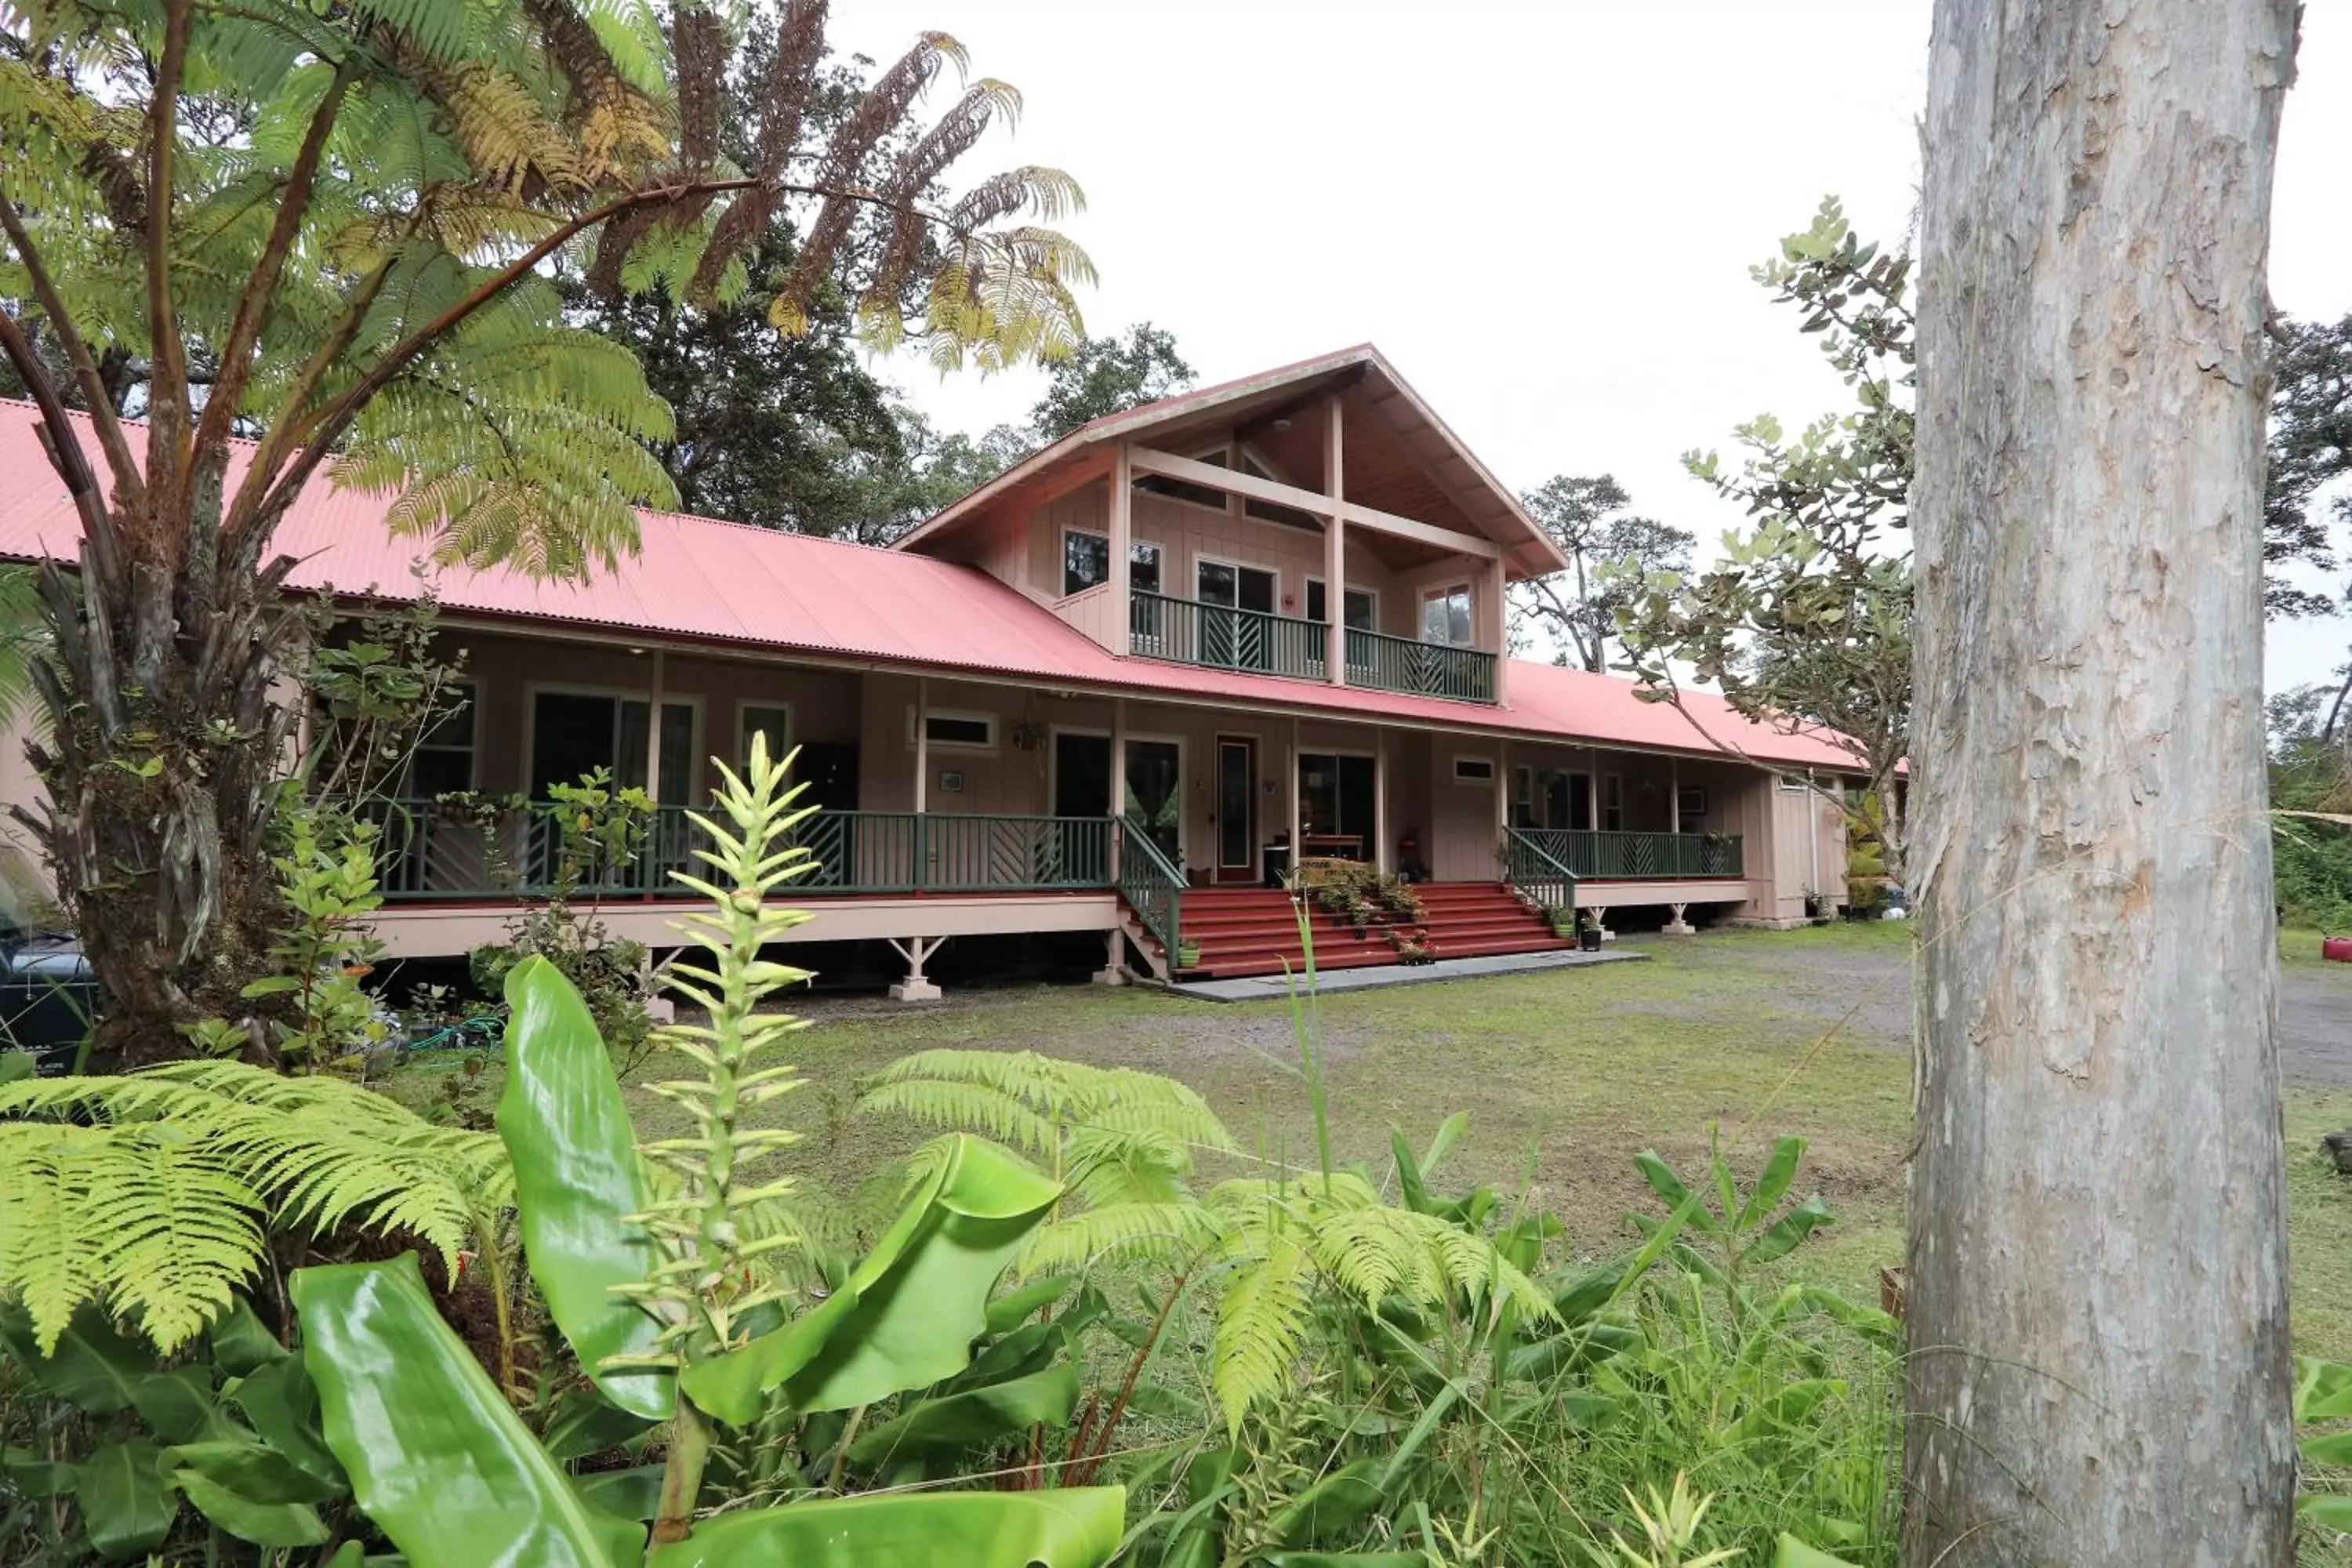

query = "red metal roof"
[[0, 399, 1862, 771]]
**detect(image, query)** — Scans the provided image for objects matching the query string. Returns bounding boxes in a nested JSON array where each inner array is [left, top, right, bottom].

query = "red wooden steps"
[[1163, 881, 1573, 981]]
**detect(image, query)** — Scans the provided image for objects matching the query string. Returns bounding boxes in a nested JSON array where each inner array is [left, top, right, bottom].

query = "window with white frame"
[[1676, 786, 1708, 835], [1602, 773, 1624, 831], [408, 681, 477, 797], [739, 702, 790, 768], [1421, 583, 1474, 646], [1062, 529, 1160, 596], [1778, 772, 1810, 793], [1453, 754, 1495, 783], [909, 708, 998, 751], [1510, 764, 1537, 828], [1305, 581, 1377, 630]]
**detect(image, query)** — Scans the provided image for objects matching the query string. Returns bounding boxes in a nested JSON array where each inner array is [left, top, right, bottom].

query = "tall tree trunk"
[[1907, 2, 2296, 1563]]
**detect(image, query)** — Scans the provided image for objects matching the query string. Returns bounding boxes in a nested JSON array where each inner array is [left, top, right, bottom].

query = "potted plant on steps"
[[1175, 938, 1202, 971]]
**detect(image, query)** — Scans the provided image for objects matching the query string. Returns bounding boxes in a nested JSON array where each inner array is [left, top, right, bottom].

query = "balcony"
[[1127, 589, 1498, 703]]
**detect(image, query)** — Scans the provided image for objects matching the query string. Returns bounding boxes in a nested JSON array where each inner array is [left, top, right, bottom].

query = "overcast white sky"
[[830, 0, 2352, 693]]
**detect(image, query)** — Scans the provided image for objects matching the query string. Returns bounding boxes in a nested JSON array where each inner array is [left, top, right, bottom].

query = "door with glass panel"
[[1215, 737, 1256, 881], [1198, 561, 1276, 670], [529, 691, 694, 887]]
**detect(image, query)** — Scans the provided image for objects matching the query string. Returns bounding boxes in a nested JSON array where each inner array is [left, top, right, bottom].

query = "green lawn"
[[406, 918, 2352, 1358]]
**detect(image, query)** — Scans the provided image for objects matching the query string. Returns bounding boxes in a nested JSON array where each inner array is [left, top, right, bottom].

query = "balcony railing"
[[1128, 589, 1498, 702], [1347, 626, 1497, 703], [1513, 827, 1744, 880], [365, 800, 1114, 902], [1128, 589, 1324, 680]]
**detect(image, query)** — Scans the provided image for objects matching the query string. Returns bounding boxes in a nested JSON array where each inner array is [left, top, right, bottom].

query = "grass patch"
[[387, 916, 2352, 1361]]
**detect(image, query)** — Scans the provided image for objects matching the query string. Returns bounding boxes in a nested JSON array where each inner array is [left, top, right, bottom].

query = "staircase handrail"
[[1116, 815, 1185, 958]]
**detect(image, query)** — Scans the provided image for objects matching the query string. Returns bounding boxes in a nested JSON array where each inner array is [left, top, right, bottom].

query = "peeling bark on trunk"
[[13, 496, 302, 1064], [1907, 2, 2297, 1563]]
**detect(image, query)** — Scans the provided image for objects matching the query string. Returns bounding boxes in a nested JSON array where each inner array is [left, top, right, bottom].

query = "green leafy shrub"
[[467, 770, 655, 1062]]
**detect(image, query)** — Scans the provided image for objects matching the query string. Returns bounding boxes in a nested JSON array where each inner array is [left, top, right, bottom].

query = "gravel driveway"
[[1688, 932, 2352, 1087]]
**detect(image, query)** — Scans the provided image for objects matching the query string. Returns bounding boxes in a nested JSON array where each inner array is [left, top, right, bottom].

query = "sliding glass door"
[[531, 690, 694, 802]]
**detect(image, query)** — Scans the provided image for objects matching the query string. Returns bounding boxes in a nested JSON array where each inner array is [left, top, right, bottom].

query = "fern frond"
[[1018, 1201, 1223, 1278], [0, 1066, 508, 1350], [1210, 1217, 1313, 1432], [0, 1123, 264, 1355]]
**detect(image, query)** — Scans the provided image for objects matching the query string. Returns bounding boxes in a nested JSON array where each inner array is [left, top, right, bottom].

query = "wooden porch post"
[[1287, 717, 1301, 883], [1489, 554, 1510, 706], [1669, 758, 1679, 834], [644, 648, 666, 803], [1109, 696, 1128, 876], [1497, 739, 1511, 841], [1374, 729, 1390, 874], [913, 677, 929, 815], [1588, 749, 1601, 830], [1324, 397, 1345, 685], [1108, 444, 1132, 648]]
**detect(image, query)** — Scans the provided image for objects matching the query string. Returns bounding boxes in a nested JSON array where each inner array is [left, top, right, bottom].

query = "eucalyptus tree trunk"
[[1906, 2, 2297, 1563]]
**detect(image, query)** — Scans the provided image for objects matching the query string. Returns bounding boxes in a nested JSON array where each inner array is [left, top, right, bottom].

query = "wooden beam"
[[1107, 443, 1132, 641], [1324, 397, 1345, 687], [644, 648, 666, 803], [1127, 446, 1502, 561]]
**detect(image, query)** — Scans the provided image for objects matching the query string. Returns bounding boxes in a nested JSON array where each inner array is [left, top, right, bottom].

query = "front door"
[[1215, 737, 1256, 882]]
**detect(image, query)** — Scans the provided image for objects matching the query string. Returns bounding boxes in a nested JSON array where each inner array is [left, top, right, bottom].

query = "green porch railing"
[[1514, 827, 1744, 880], [1345, 626, 1497, 703], [1129, 589, 1324, 680], [1501, 827, 1577, 916], [1115, 815, 1185, 963], [367, 800, 1114, 901]]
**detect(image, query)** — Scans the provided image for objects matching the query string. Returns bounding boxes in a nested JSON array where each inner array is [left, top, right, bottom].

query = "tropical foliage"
[[0, 0, 1092, 1048], [1609, 198, 1915, 880]]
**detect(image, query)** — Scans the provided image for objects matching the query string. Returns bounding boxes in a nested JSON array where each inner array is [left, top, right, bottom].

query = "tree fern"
[[859, 1048, 1557, 1430], [858, 1049, 1236, 1178], [0, 1065, 510, 1355]]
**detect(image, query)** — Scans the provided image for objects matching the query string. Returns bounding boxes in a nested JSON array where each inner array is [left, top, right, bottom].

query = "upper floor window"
[[1063, 531, 1161, 597], [1134, 445, 1232, 512], [1305, 582, 1375, 630], [1421, 583, 1474, 646]]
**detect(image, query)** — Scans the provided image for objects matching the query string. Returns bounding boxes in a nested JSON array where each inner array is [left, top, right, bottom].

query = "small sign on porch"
[[937, 768, 966, 793]]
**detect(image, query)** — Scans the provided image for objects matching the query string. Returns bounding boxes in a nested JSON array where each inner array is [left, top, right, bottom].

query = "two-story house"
[[0, 346, 1858, 993]]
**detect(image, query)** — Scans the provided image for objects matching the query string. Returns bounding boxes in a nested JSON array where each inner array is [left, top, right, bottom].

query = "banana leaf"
[[845, 1361, 1081, 1465], [0, 1305, 155, 1414], [498, 956, 673, 1420], [681, 1134, 1062, 1423], [645, 1486, 1127, 1567], [172, 1466, 331, 1548], [228, 1355, 343, 1485], [76, 1440, 178, 1560], [292, 1254, 647, 1568]]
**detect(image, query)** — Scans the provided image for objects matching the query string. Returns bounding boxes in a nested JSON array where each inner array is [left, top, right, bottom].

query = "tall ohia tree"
[[0, 0, 1091, 1055]]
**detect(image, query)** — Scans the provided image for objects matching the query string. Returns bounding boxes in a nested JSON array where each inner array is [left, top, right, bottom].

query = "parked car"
[[0, 918, 100, 1074]]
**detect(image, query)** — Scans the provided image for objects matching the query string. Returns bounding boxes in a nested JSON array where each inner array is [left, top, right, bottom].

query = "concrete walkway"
[[1166, 946, 1647, 1003]]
